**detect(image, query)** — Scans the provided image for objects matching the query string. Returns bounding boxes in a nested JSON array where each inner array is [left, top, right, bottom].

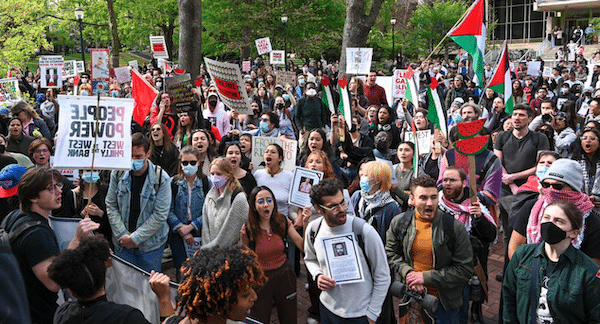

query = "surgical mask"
[[80, 90, 89, 96], [111, 90, 119, 98], [211, 175, 228, 190], [282, 94, 290, 101], [298, 79, 305, 85], [536, 166, 549, 179], [260, 121, 270, 133], [360, 176, 373, 194], [541, 221, 568, 245], [155, 82, 162, 89], [81, 172, 100, 184], [303, 67, 308, 73], [81, 78, 88, 84], [131, 159, 145, 171], [561, 88, 569, 95], [182, 164, 198, 176], [306, 88, 317, 97], [32, 83, 38, 89]]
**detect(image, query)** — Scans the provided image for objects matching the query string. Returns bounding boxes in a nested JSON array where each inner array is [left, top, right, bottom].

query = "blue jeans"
[[115, 244, 165, 273], [459, 284, 470, 324], [430, 301, 460, 324], [168, 232, 187, 279], [320, 302, 368, 324]]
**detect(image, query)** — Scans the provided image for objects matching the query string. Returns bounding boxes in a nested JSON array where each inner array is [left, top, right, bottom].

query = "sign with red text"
[[255, 37, 272, 55], [204, 57, 252, 114], [270, 50, 285, 66], [242, 61, 251, 72], [393, 69, 409, 98], [39, 56, 64, 88], [251, 136, 297, 173], [149, 36, 169, 59], [55, 95, 133, 170]]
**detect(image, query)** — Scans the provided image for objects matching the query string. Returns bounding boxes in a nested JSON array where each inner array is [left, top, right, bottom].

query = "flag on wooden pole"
[[448, 0, 486, 85]]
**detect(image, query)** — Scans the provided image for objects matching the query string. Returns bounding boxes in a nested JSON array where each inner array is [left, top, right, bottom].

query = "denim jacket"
[[106, 160, 172, 253], [168, 177, 207, 233]]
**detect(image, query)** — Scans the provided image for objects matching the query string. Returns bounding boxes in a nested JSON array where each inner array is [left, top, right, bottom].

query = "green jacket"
[[385, 209, 473, 311], [502, 243, 600, 324]]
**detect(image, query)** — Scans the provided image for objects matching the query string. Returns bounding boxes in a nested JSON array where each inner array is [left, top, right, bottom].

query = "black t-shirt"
[[129, 168, 149, 232], [8, 211, 60, 324], [0, 244, 30, 323], [0, 154, 17, 170], [53, 295, 151, 324], [513, 199, 600, 259], [494, 130, 549, 186]]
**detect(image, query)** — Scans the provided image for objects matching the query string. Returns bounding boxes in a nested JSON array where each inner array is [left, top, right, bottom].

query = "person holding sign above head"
[[240, 186, 305, 324], [106, 133, 172, 273]]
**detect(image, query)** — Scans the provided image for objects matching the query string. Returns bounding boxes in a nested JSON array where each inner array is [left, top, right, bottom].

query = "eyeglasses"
[[540, 181, 565, 190], [45, 182, 64, 194], [319, 200, 347, 212], [581, 136, 599, 141], [554, 117, 566, 122], [35, 149, 49, 154], [257, 197, 274, 205]]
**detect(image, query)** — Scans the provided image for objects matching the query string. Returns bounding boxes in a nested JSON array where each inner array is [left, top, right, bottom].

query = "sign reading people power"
[[54, 95, 133, 170], [204, 57, 252, 114]]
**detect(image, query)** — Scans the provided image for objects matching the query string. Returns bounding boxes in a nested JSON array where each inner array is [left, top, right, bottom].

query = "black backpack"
[[0, 210, 45, 251]]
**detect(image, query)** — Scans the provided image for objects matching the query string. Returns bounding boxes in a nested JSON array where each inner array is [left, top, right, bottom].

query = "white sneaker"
[[307, 317, 319, 324]]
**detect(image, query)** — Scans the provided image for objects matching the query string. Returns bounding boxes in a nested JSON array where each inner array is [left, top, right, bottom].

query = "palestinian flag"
[[337, 76, 352, 129], [448, 0, 486, 85], [426, 77, 447, 138], [487, 41, 513, 114], [404, 67, 420, 110], [321, 75, 335, 115]]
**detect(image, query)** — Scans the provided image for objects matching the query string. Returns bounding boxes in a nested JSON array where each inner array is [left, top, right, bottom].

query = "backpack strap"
[[394, 209, 414, 258], [230, 187, 244, 205], [309, 217, 324, 245], [441, 212, 456, 253], [351, 217, 372, 273], [201, 176, 209, 196], [0, 211, 45, 247], [154, 165, 163, 193], [171, 178, 179, 203]]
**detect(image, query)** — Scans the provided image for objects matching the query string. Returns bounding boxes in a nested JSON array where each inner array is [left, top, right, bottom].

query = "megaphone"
[[390, 281, 440, 314]]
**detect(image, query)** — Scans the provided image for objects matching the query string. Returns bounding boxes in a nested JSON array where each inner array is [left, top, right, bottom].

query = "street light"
[[281, 14, 288, 70], [74, 7, 86, 72], [390, 18, 397, 61]]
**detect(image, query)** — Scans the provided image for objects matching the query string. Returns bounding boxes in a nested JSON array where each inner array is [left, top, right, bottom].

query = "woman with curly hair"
[[165, 245, 267, 324], [241, 186, 304, 324], [48, 236, 172, 323]]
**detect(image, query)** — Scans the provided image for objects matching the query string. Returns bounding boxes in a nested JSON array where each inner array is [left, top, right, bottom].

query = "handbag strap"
[[528, 254, 541, 324]]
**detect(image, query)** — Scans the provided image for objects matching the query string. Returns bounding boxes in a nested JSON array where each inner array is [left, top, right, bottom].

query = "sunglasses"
[[181, 160, 198, 166], [540, 181, 565, 190]]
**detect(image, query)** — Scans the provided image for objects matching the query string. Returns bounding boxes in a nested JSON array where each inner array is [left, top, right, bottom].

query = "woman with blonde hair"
[[10, 101, 51, 141], [201, 158, 248, 249]]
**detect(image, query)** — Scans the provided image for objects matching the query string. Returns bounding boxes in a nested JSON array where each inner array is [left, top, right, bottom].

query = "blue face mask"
[[131, 159, 145, 171], [282, 94, 290, 101], [260, 121, 270, 133], [111, 90, 119, 97], [80, 90, 89, 96], [81, 172, 100, 184], [536, 166, 549, 179], [360, 176, 373, 194]]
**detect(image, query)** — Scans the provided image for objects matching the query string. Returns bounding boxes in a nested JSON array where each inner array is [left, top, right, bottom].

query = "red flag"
[[131, 69, 158, 127]]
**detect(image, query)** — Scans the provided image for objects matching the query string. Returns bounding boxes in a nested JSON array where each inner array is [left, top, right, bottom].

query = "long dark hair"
[[150, 122, 177, 153], [301, 128, 331, 156], [560, 100, 579, 131], [246, 186, 286, 241]]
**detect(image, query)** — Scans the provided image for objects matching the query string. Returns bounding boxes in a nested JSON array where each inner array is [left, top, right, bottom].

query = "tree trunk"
[[161, 24, 175, 60], [105, 0, 121, 68], [178, 0, 202, 80], [339, 0, 386, 76]]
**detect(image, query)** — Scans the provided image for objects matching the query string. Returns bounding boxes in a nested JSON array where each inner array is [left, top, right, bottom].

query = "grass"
[[24, 51, 149, 73]]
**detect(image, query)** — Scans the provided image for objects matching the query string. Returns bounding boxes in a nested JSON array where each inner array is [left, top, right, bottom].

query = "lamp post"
[[74, 7, 86, 71], [281, 14, 288, 70], [390, 18, 397, 61]]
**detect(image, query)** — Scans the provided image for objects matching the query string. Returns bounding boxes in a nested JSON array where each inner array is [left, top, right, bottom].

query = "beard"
[[443, 186, 463, 200]]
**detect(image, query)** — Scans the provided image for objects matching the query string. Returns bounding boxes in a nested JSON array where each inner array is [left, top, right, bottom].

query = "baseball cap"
[[0, 164, 27, 198]]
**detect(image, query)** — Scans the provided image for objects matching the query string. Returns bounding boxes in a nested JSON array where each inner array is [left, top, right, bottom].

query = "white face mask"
[[306, 88, 317, 97]]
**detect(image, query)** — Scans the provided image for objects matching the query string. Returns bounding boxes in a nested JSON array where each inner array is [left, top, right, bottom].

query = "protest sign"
[[114, 66, 132, 83], [0, 78, 21, 105], [242, 61, 251, 72], [90, 49, 110, 80], [204, 57, 252, 114], [49, 216, 80, 251], [75, 61, 85, 74], [277, 71, 297, 87], [376, 76, 394, 109], [39, 56, 64, 88], [251, 136, 297, 173], [54, 95, 133, 170], [321, 233, 366, 285], [128, 60, 139, 71], [92, 80, 109, 96], [150, 36, 169, 59], [255, 37, 272, 55], [404, 130, 432, 154], [270, 51, 285, 66], [63, 60, 76, 79], [165, 73, 194, 107], [526, 61, 541, 76], [184, 238, 202, 259], [289, 167, 323, 208], [393, 69, 409, 98], [346, 48, 373, 75], [542, 66, 552, 77]]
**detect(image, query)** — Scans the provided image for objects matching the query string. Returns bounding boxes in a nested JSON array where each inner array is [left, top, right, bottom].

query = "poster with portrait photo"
[[289, 167, 323, 208], [90, 49, 110, 80], [321, 233, 365, 284], [75, 61, 85, 74]]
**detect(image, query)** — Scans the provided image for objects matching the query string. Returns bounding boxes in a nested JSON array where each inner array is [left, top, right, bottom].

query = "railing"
[[536, 39, 552, 57]]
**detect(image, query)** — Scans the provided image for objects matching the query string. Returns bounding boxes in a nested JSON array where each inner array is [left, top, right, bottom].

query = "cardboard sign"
[[54, 95, 133, 170], [270, 50, 285, 66], [63, 60, 77, 79], [346, 48, 373, 75], [255, 37, 272, 55], [75, 61, 85, 74], [0, 78, 21, 106], [526, 61, 541, 76], [404, 130, 432, 154], [393, 69, 409, 98], [114, 67, 131, 83], [277, 71, 297, 87], [251, 136, 297, 173], [150, 36, 169, 59], [39, 56, 64, 89], [90, 49, 110, 81], [165, 73, 194, 107], [242, 61, 251, 72], [204, 57, 252, 114]]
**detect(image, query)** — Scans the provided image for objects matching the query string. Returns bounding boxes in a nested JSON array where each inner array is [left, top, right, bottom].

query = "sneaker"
[[307, 317, 319, 324]]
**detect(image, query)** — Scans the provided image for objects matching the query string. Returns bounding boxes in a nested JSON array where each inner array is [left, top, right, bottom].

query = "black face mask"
[[276, 103, 284, 110], [209, 100, 218, 107], [0, 144, 5, 154], [375, 139, 388, 152], [349, 123, 358, 133], [541, 221, 568, 245]]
